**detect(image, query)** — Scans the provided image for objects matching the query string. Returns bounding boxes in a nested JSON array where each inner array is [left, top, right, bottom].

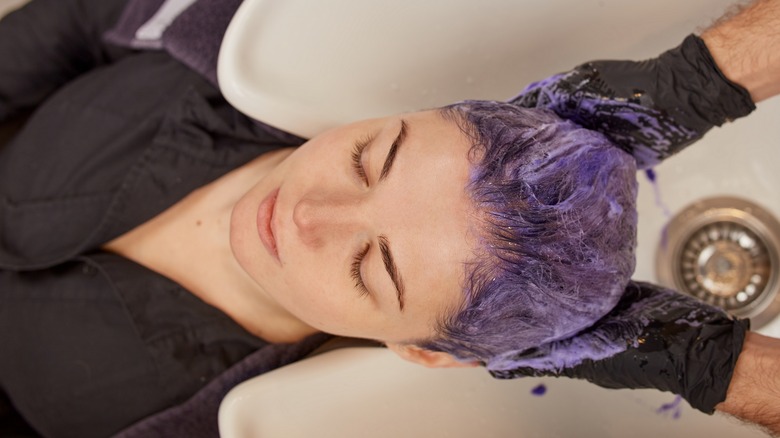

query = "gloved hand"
[[510, 35, 756, 169], [489, 281, 750, 414]]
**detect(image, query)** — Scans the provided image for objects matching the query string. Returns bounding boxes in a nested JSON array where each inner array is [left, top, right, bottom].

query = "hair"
[[422, 101, 638, 372]]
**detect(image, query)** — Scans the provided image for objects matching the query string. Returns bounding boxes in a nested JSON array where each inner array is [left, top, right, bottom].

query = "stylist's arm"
[[491, 280, 780, 435], [490, 282, 750, 415], [511, 0, 780, 169]]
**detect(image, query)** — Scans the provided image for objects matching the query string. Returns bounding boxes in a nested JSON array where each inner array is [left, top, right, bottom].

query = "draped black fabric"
[[0, 1, 313, 436]]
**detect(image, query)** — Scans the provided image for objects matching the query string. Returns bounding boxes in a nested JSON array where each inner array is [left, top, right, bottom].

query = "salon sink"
[[218, 0, 779, 436], [0, 0, 28, 19], [219, 346, 767, 438]]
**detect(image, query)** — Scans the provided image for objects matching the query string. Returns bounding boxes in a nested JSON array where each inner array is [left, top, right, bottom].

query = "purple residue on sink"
[[656, 395, 683, 419], [531, 383, 547, 396], [645, 168, 672, 218]]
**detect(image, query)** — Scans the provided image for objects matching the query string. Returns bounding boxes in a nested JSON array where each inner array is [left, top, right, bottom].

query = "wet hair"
[[422, 101, 638, 372]]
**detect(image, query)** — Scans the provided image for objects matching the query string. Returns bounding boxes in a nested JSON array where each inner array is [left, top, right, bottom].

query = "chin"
[[227, 196, 256, 277]]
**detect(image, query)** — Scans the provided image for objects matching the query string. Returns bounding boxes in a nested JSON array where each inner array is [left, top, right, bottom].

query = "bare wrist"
[[701, 0, 780, 103], [716, 332, 780, 434]]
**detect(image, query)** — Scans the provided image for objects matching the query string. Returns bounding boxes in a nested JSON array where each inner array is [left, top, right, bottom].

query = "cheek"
[[276, 256, 360, 333], [289, 132, 343, 167]]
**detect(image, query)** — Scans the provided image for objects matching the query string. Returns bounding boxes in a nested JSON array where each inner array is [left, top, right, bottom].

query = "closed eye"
[[350, 134, 373, 185], [350, 243, 371, 298]]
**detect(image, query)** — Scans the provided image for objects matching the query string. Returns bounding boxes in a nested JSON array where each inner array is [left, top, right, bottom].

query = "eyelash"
[[350, 243, 371, 298], [349, 133, 375, 298], [350, 134, 373, 185]]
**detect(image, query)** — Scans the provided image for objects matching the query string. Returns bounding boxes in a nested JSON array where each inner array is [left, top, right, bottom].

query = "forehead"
[[377, 110, 477, 339]]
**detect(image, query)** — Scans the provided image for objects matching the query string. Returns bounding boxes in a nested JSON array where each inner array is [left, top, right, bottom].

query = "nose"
[[293, 194, 365, 247]]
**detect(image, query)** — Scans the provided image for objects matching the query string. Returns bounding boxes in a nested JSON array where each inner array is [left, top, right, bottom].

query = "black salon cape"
[[0, 1, 309, 437]]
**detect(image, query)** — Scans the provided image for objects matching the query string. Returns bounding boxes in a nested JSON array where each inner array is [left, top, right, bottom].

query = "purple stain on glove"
[[511, 67, 700, 169], [488, 282, 729, 374]]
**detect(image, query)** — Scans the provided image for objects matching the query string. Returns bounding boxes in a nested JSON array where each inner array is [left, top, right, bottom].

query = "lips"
[[256, 187, 281, 262]]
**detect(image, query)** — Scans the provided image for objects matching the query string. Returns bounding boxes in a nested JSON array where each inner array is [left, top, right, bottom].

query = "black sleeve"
[[0, 0, 131, 121]]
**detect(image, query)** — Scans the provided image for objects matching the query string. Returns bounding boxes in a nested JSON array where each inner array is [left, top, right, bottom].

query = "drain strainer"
[[656, 196, 780, 328]]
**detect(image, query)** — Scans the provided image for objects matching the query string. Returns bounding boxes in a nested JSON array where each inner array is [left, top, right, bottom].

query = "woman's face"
[[230, 110, 476, 344]]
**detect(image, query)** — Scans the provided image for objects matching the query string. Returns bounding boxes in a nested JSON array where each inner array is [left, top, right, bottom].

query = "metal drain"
[[656, 196, 780, 328]]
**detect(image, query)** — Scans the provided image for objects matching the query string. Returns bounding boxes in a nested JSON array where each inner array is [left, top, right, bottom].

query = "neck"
[[105, 147, 319, 342], [195, 149, 319, 342]]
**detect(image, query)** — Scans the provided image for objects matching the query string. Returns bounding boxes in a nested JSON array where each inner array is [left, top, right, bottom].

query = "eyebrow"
[[378, 119, 408, 182], [378, 235, 405, 312]]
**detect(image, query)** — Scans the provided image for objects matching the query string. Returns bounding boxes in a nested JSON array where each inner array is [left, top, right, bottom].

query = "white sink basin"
[[634, 102, 780, 338], [0, 0, 29, 19], [219, 346, 766, 438], [218, 0, 778, 436]]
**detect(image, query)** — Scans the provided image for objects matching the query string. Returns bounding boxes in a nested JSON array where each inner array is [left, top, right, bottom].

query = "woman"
[[0, 0, 760, 436]]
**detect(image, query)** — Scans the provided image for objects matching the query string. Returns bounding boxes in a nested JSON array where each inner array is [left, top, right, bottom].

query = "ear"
[[386, 343, 481, 369]]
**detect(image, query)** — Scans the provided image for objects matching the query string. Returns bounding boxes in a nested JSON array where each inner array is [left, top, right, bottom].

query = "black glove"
[[489, 281, 750, 414], [510, 34, 756, 169]]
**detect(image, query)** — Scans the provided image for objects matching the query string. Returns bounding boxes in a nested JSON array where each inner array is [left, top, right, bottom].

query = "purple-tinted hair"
[[424, 101, 638, 372]]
